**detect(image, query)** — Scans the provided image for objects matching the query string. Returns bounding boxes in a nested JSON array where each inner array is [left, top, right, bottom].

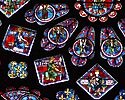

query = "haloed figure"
[[45, 57, 61, 81], [107, 39, 115, 54], [14, 28, 29, 49], [42, 4, 49, 19]]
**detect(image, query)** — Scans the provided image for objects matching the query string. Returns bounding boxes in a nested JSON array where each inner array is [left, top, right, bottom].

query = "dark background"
[[0, 0, 125, 99]]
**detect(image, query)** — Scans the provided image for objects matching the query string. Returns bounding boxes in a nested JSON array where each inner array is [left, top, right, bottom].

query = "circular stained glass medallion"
[[101, 38, 123, 58], [35, 4, 56, 23], [73, 38, 94, 57], [48, 26, 69, 45]]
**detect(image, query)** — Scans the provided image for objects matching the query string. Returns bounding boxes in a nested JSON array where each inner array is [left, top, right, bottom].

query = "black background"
[[0, 0, 125, 100]]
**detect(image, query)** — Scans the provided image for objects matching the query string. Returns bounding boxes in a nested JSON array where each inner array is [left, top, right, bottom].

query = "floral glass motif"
[[8, 61, 28, 79], [2, 25, 37, 56], [34, 55, 69, 86], [100, 27, 125, 67], [56, 88, 79, 100], [115, 90, 125, 100], [69, 26, 95, 67], [77, 64, 118, 99], [1, 86, 49, 100], [0, 0, 30, 18], [74, 0, 122, 22], [118, 18, 125, 37], [41, 18, 78, 51], [25, 4, 69, 25]]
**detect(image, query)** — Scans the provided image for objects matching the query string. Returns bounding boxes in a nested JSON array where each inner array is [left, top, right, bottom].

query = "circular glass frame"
[[73, 38, 94, 57], [101, 38, 123, 58], [48, 26, 69, 45], [35, 4, 56, 23]]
